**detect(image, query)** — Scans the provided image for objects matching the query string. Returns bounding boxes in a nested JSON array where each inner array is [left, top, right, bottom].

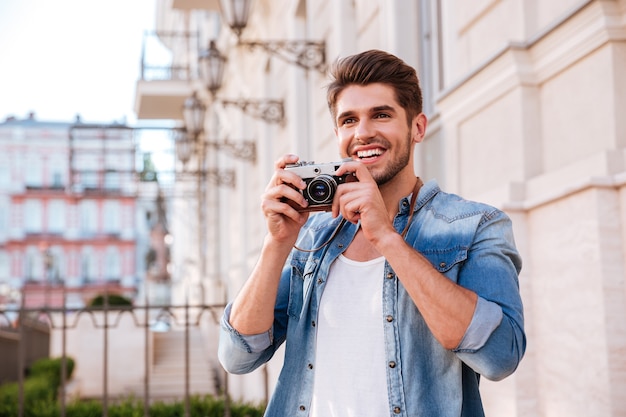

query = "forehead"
[[335, 83, 399, 114]]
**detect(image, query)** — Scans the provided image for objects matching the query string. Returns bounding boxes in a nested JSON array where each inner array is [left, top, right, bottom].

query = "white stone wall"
[[49, 311, 149, 399], [156, 0, 626, 414]]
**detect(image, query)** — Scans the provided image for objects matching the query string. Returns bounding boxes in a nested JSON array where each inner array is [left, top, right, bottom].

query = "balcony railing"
[[139, 31, 200, 82]]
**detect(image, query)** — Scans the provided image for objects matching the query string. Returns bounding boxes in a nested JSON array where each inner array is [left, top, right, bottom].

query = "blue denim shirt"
[[219, 180, 525, 417]]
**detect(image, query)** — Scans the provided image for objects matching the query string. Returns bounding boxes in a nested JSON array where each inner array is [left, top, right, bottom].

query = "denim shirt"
[[219, 180, 525, 417]]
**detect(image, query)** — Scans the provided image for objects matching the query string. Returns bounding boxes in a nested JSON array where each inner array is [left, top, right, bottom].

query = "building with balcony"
[[0, 114, 163, 309], [135, 0, 626, 416]]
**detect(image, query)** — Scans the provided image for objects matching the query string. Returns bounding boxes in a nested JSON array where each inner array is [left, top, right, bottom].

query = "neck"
[[378, 172, 420, 218]]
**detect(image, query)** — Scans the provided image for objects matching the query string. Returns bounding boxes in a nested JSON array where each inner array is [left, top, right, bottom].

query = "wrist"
[[372, 227, 406, 253]]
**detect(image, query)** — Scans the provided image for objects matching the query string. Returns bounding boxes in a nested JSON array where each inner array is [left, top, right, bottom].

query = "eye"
[[374, 112, 391, 119], [340, 117, 356, 125]]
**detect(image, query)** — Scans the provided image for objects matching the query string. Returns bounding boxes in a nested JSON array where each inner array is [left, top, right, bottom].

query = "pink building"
[[0, 114, 146, 308]]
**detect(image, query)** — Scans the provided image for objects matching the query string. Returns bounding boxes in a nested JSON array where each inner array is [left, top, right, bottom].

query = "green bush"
[[0, 356, 76, 417], [64, 399, 103, 417], [65, 395, 265, 417], [30, 357, 75, 394], [0, 378, 52, 416], [0, 366, 265, 417], [89, 294, 133, 307]]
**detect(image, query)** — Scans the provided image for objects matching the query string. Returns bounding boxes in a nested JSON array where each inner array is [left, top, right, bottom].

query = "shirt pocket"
[[421, 247, 468, 283], [287, 257, 318, 321]]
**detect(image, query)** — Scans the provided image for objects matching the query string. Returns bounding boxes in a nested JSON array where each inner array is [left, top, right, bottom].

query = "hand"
[[332, 161, 395, 244], [261, 154, 310, 244]]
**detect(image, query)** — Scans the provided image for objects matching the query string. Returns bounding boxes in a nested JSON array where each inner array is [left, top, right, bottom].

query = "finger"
[[274, 153, 300, 169], [263, 180, 310, 215], [262, 198, 309, 224], [335, 160, 372, 182], [340, 196, 364, 224]]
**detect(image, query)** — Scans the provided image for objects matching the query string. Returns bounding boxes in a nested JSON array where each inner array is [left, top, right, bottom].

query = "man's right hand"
[[261, 154, 310, 245]]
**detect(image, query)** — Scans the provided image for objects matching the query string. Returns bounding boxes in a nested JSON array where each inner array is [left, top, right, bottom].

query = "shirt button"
[[386, 272, 394, 279], [389, 361, 396, 368], [439, 262, 446, 268], [311, 320, 316, 327], [308, 363, 313, 369], [386, 315, 393, 322], [393, 406, 401, 414], [317, 278, 323, 284], [299, 405, 306, 411], [338, 243, 344, 248]]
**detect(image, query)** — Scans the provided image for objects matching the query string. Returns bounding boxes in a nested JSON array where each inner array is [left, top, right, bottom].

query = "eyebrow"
[[336, 104, 397, 122]]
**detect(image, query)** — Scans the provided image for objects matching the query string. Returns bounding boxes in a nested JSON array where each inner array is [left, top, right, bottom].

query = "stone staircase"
[[127, 327, 219, 401]]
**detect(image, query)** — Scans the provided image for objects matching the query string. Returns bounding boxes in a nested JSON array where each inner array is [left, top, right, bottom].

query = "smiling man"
[[218, 49, 526, 417]]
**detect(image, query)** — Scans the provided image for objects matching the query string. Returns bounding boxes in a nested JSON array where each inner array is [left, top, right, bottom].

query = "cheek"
[[336, 132, 351, 155]]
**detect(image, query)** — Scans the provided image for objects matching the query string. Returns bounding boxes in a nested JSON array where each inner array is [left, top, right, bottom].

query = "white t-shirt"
[[309, 254, 389, 417]]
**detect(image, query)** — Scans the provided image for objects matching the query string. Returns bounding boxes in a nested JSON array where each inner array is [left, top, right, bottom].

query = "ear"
[[411, 113, 428, 144]]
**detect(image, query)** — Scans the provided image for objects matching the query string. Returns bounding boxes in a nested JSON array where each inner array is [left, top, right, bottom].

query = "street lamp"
[[218, 0, 251, 38], [182, 92, 206, 139], [197, 40, 285, 125], [174, 90, 257, 186], [174, 128, 196, 167], [198, 40, 227, 98], [217, 0, 326, 73]]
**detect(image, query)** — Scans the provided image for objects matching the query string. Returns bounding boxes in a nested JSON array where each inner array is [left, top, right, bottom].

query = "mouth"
[[354, 146, 386, 162]]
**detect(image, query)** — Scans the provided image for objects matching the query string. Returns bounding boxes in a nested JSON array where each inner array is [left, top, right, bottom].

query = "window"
[[47, 199, 66, 233], [0, 158, 9, 188], [0, 197, 8, 240], [81, 246, 96, 283], [24, 247, 37, 281], [80, 200, 98, 235], [49, 157, 66, 188], [0, 251, 9, 283], [25, 155, 43, 188], [104, 171, 121, 190], [418, 0, 444, 117], [24, 200, 43, 233], [103, 201, 121, 234], [104, 246, 121, 281]]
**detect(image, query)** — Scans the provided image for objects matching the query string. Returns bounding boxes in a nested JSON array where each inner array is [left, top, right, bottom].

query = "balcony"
[[171, 0, 219, 11], [134, 31, 199, 120]]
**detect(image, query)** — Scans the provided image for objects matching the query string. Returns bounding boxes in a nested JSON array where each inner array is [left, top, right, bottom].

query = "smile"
[[356, 148, 384, 159]]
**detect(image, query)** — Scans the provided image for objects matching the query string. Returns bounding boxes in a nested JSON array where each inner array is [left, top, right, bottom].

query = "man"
[[218, 49, 525, 417]]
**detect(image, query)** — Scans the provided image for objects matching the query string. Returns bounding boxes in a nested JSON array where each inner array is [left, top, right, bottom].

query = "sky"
[[0, 0, 157, 125]]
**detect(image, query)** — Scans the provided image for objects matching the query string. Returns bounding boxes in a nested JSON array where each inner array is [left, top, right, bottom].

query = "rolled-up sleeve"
[[218, 303, 275, 374], [455, 296, 503, 351], [452, 210, 526, 381]]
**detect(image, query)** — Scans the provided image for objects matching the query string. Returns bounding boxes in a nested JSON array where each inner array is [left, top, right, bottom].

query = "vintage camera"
[[283, 160, 357, 212]]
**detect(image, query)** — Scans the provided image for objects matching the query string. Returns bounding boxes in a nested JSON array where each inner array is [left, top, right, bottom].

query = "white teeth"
[[357, 149, 383, 158]]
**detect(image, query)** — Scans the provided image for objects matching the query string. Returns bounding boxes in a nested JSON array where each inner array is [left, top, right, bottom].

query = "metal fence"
[[0, 299, 228, 417]]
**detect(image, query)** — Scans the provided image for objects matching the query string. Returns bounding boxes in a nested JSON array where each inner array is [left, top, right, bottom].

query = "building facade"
[[134, 0, 626, 416], [0, 114, 157, 308]]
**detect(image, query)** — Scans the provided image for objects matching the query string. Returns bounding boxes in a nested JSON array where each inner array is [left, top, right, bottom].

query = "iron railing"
[[0, 299, 228, 417], [139, 30, 200, 82]]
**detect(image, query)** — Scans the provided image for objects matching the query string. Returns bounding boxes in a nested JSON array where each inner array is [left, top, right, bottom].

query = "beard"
[[369, 131, 412, 186]]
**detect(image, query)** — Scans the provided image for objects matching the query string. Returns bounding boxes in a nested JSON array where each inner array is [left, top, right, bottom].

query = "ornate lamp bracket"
[[205, 169, 236, 187], [240, 40, 326, 73], [221, 99, 285, 125], [208, 140, 257, 163]]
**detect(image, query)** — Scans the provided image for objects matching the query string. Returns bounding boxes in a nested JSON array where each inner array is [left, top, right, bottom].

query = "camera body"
[[284, 160, 357, 212]]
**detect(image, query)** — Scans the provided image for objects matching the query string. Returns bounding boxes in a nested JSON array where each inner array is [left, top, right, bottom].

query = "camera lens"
[[307, 175, 337, 204]]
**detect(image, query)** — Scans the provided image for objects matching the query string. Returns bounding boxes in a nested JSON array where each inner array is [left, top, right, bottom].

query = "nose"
[[354, 119, 375, 142]]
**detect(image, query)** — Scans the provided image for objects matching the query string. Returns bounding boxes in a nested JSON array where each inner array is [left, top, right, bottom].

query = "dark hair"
[[326, 49, 423, 126]]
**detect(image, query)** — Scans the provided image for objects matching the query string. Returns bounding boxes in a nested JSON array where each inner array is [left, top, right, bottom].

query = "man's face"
[[334, 83, 419, 186]]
